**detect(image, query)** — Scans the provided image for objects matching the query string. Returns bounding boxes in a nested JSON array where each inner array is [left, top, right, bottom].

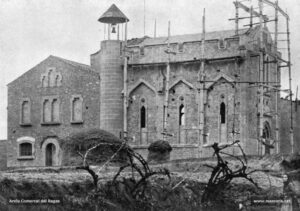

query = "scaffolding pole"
[[198, 8, 206, 150], [274, 0, 279, 153], [123, 21, 128, 139], [235, 0, 239, 35], [163, 21, 171, 141], [258, 0, 264, 156], [286, 15, 294, 153]]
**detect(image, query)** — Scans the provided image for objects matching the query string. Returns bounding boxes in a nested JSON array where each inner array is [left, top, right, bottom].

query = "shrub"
[[148, 140, 172, 153], [60, 128, 128, 166], [148, 140, 172, 163]]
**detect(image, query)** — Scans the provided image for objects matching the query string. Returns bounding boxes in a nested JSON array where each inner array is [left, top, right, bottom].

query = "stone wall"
[[0, 140, 7, 170], [132, 145, 199, 161], [280, 99, 300, 154], [126, 34, 278, 158], [92, 40, 124, 137], [7, 56, 100, 167]]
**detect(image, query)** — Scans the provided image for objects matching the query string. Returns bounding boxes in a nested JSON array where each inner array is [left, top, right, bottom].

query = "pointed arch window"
[[139, 97, 148, 144], [220, 102, 226, 124], [140, 106, 146, 128], [179, 104, 185, 126], [140, 98, 147, 129]]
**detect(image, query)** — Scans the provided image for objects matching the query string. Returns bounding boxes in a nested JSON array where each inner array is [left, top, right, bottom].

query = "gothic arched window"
[[140, 106, 146, 128], [220, 102, 226, 124], [179, 104, 185, 126]]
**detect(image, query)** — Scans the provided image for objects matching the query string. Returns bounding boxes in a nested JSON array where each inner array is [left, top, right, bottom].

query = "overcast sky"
[[0, 0, 299, 139]]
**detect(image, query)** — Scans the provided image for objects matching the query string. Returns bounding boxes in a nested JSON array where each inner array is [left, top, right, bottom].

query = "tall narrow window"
[[43, 99, 51, 122], [220, 102, 226, 124], [179, 104, 185, 126], [42, 76, 47, 87], [52, 99, 59, 122], [72, 97, 83, 122], [265, 57, 269, 85], [55, 75, 60, 87], [140, 106, 146, 128], [48, 69, 53, 87], [21, 100, 30, 124]]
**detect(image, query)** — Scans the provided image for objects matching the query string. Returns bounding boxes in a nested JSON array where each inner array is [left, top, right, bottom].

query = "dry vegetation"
[[0, 129, 298, 210]]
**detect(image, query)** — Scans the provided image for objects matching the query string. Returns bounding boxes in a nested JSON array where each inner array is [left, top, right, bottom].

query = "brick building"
[[7, 4, 292, 167]]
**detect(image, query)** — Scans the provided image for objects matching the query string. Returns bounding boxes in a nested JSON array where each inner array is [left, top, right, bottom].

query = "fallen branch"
[[201, 141, 258, 204]]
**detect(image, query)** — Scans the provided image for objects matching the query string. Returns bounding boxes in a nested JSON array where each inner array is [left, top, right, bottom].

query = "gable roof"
[[49, 55, 92, 72], [206, 73, 235, 89], [169, 79, 194, 90], [8, 55, 97, 86], [128, 28, 250, 47], [128, 79, 156, 95]]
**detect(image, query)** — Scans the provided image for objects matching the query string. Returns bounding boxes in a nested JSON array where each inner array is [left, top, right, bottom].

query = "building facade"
[[7, 56, 100, 167], [7, 4, 292, 168]]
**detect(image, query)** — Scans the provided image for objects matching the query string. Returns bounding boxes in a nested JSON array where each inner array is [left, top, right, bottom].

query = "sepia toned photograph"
[[0, 0, 300, 210]]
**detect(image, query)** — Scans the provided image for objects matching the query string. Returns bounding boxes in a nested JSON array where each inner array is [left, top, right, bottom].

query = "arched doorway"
[[45, 143, 56, 166], [41, 138, 61, 166], [262, 122, 271, 155]]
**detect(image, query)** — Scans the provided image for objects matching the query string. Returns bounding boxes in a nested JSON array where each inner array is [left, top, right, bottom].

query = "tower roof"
[[98, 4, 129, 24]]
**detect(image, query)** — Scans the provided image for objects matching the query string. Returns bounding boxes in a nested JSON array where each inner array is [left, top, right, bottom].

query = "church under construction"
[[6, 1, 299, 167]]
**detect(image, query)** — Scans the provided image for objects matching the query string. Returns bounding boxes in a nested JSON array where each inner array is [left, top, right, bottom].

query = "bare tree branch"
[[97, 142, 126, 174]]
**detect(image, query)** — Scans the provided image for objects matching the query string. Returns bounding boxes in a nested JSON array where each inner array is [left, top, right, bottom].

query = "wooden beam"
[[234, 1, 269, 22], [261, 0, 289, 20]]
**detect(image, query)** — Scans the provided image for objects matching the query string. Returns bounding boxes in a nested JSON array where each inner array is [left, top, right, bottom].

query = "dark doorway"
[[46, 143, 56, 166]]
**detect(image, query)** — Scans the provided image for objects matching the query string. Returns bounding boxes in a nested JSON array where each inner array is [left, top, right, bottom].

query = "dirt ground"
[[0, 155, 297, 211]]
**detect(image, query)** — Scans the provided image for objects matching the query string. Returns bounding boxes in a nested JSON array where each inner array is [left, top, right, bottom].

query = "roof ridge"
[[49, 55, 91, 69], [143, 28, 249, 40], [127, 28, 250, 47]]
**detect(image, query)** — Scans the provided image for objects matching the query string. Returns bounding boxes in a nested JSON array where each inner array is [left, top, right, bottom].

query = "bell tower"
[[91, 4, 129, 137]]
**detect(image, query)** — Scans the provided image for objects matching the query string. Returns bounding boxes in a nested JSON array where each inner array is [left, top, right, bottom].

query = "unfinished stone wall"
[[280, 99, 300, 154]]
